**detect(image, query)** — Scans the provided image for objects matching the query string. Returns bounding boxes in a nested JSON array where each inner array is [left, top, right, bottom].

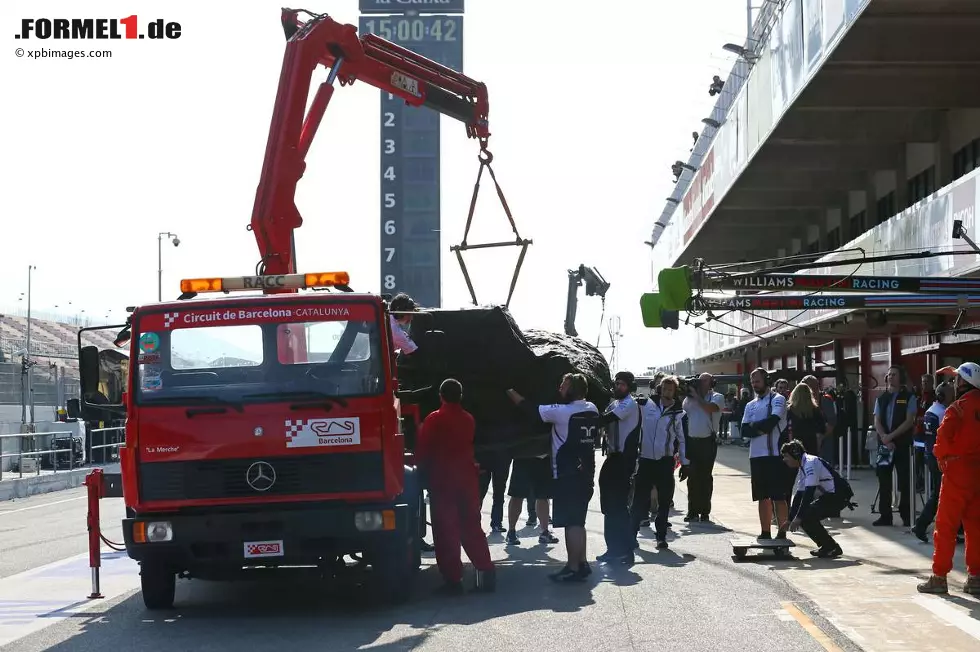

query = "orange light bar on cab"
[[179, 272, 349, 294], [180, 277, 224, 293], [305, 271, 350, 287]]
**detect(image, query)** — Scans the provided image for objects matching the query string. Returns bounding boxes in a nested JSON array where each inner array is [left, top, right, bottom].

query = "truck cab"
[[77, 271, 425, 609]]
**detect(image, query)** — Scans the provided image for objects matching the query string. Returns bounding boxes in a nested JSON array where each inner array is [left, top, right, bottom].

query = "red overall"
[[416, 402, 495, 584], [932, 389, 980, 577]]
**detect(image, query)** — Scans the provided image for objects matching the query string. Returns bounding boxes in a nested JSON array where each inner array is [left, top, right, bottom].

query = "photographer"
[[681, 373, 726, 523]]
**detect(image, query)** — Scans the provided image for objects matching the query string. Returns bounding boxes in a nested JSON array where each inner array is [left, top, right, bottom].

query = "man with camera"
[[681, 373, 726, 523]]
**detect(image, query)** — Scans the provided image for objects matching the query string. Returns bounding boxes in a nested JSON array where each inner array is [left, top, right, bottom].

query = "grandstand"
[[0, 312, 120, 410]]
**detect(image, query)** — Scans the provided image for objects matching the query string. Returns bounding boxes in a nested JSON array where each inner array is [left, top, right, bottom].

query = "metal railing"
[[0, 426, 125, 481], [88, 426, 126, 464]]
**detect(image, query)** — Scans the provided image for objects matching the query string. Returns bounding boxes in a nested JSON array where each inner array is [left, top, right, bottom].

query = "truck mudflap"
[[121, 501, 413, 578]]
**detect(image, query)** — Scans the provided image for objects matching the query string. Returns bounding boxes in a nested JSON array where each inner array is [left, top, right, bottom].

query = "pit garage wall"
[[661, 0, 979, 447], [697, 167, 980, 440], [654, 0, 872, 268], [696, 169, 980, 356]]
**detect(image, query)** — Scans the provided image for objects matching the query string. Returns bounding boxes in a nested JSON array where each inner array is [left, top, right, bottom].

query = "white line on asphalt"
[[0, 495, 86, 516], [913, 594, 980, 641]]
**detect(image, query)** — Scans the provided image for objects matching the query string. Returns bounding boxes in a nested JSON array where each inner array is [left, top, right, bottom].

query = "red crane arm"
[[248, 8, 491, 283]]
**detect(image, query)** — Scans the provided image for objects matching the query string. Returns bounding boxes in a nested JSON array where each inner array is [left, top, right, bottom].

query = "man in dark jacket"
[[417, 379, 496, 594], [913, 382, 954, 541]]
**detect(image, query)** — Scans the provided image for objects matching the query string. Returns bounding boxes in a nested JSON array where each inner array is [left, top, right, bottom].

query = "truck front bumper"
[[122, 502, 412, 574]]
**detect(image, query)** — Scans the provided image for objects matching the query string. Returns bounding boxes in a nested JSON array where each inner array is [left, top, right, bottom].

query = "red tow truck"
[[76, 8, 493, 609]]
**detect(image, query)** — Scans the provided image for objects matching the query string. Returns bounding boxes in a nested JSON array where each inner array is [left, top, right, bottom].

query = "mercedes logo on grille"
[[246, 461, 277, 492]]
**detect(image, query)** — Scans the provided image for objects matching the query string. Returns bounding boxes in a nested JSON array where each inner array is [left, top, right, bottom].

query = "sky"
[[1, 0, 750, 373]]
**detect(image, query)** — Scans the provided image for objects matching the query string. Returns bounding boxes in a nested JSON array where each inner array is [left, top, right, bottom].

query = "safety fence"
[[0, 362, 79, 408], [0, 426, 124, 481]]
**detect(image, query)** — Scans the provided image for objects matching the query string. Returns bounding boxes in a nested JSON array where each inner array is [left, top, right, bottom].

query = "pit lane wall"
[[651, 0, 871, 271], [694, 169, 980, 356]]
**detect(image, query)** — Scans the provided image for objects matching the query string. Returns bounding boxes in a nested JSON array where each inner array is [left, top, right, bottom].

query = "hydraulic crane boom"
[[565, 265, 610, 337], [248, 8, 491, 286]]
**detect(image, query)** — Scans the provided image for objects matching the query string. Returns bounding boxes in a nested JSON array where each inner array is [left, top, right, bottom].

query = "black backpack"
[[818, 458, 856, 510]]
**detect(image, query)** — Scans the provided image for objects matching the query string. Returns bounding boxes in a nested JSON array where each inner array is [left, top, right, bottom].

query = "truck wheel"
[[140, 564, 176, 610], [377, 499, 422, 604]]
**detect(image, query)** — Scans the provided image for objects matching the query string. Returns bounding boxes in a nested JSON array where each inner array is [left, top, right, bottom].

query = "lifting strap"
[[450, 147, 532, 308]]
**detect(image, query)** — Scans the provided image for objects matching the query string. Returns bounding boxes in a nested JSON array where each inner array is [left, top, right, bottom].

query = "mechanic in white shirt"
[[780, 439, 850, 558], [741, 368, 791, 540], [388, 293, 419, 355], [680, 373, 726, 523]]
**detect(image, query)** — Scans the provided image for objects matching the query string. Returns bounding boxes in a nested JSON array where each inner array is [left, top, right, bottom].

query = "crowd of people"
[[391, 291, 977, 596]]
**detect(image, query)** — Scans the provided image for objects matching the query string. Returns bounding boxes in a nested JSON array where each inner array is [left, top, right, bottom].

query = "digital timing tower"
[[359, 0, 465, 308]]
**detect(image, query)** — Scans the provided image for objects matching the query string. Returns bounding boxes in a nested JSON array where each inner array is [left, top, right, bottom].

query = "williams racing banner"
[[702, 294, 980, 312]]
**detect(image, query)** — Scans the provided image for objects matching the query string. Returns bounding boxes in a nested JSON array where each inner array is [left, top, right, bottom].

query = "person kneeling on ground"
[[508, 373, 599, 582], [780, 439, 854, 559], [417, 378, 496, 595]]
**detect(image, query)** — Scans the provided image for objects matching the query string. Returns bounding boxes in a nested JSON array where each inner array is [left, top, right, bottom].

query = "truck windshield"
[[133, 303, 385, 405]]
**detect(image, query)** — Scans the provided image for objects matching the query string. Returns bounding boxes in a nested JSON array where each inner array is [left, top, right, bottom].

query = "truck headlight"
[[355, 511, 383, 531], [134, 520, 173, 543], [354, 510, 395, 532]]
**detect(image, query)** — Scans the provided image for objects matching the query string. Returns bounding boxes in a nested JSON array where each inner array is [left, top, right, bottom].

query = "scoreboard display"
[[358, 6, 464, 309]]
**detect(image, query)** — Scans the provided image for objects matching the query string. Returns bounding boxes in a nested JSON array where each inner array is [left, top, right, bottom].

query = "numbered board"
[[358, 13, 464, 309]]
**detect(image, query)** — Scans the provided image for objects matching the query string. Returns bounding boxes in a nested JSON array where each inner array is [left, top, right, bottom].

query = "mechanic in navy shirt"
[[508, 373, 600, 582], [596, 371, 642, 564]]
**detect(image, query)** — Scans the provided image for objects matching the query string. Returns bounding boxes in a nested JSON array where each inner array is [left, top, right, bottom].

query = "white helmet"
[[954, 362, 980, 390]]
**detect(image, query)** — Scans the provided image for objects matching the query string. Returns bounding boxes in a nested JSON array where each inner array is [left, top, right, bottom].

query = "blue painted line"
[[31, 554, 137, 580], [38, 600, 90, 618]]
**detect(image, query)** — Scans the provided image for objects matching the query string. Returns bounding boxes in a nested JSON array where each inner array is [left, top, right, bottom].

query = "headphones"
[[750, 367, 770, 386], [783, 439, 805, 461], [615, 372, 637, 393]]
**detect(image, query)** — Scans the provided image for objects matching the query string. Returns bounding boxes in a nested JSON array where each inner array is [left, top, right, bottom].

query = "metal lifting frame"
[[451, 150, 532, 308], [249, 9, 529, 303]]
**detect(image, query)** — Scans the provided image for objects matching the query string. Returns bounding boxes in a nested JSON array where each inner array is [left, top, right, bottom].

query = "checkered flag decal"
[[163, 312, 179, 328], [285, 419, 305, 444]]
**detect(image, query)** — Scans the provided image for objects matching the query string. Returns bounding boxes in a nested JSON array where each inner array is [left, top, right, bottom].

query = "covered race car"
[[396, 306, 612, 458]]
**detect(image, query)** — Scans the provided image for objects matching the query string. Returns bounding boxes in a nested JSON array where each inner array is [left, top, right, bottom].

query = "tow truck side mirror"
[[79, 346, 100, 397], [79, 345, 126, 419], [66, 398, 81, 420]]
